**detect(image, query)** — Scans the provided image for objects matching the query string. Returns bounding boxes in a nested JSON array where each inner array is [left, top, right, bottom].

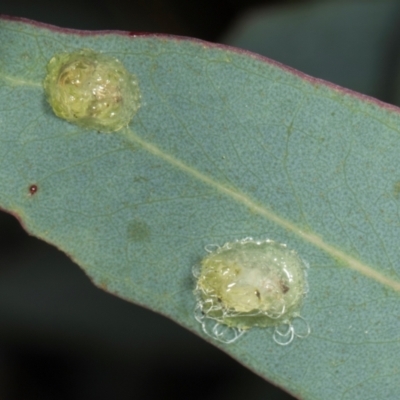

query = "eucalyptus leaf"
[[1, 17, 400, 399]]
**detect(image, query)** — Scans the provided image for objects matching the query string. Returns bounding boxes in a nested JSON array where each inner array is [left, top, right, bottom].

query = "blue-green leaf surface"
[[1, 17, 400, 399]]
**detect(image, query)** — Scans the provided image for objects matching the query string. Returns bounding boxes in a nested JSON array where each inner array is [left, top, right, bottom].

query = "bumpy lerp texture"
[[194, 239, 309, 344], [43, 49, 141, 133]]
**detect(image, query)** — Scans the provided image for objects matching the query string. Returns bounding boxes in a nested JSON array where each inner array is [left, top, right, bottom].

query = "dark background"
[[0, 0, 299, 41], [1, 0, 400, 399]]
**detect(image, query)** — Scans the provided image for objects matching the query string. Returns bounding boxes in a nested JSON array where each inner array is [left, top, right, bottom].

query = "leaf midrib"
[[0, 73, 41, 87], [123, 128, 400, 292], [2, 71, 398, 292]]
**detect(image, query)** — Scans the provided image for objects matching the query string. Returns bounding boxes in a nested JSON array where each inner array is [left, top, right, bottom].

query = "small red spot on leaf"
[[29, 185, 38, 195]]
